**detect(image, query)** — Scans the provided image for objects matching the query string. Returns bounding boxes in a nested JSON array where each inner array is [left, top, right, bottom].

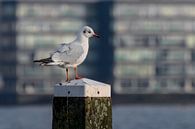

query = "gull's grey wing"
[[54, 43, 70, 53], [51, 43, 84, 63]]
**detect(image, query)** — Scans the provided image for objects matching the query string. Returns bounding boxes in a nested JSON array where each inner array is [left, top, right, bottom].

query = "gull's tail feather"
[[33, 57, 53, 65]]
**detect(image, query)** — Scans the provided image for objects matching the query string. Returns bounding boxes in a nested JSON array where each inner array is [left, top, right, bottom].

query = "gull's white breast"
[[73, 41, 89, 67]]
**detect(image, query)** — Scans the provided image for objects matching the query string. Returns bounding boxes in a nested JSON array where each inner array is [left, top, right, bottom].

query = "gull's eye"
[[88, 30, 91, 33]]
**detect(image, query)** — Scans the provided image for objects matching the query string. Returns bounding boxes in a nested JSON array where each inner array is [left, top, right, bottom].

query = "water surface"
[[0, 105, 195, 129]]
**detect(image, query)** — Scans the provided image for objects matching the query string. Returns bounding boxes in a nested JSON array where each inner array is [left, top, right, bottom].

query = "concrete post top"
[[54, 78, 111, 97]]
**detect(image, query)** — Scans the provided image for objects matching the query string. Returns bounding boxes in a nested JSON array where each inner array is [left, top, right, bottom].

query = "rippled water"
[[0, 105, 195, 129], [113, 105, 195, 129], [0, 106, 51, 129]]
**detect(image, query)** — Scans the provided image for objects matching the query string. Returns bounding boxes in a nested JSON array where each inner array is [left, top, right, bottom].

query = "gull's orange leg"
[[65, 68, 69, 82], [74, 67, 82, 79]]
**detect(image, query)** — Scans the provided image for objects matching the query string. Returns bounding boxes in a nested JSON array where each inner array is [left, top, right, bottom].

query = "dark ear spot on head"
[[83, 30, 86, 33], [88, 30, 91, 33]]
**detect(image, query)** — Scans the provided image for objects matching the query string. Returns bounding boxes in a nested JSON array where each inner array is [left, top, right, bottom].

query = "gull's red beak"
[[93, 33, 100, 38]]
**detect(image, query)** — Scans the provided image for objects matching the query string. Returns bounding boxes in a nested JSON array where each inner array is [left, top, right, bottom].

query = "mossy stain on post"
[[52, 97, 112, 129]]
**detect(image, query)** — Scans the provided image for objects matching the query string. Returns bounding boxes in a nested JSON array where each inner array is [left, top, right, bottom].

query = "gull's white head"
[[80, 26, 100, 38]]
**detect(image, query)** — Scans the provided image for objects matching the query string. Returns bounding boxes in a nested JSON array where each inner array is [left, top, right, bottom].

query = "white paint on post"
[[54, 78, 111, 97]]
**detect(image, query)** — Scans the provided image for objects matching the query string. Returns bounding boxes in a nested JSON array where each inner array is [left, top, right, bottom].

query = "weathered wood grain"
[[52, 97, 112, 129]]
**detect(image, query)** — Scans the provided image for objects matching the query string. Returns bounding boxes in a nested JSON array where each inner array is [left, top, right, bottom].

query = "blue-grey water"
[[0, 105, 195, 129]]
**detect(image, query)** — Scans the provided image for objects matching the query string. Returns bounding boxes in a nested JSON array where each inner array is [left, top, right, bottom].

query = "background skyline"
[[1, 0, 195, 104]]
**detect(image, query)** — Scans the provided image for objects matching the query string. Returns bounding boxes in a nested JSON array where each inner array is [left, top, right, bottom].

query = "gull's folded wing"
[[51, 43, 84, 64]]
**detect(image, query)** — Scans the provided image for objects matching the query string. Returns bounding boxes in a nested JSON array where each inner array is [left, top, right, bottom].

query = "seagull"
[[33, 26, 99, 82]]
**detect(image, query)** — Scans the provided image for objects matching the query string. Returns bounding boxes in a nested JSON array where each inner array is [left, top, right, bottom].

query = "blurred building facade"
[[113, 0, 195, 95], [0, 0, 195, 103]]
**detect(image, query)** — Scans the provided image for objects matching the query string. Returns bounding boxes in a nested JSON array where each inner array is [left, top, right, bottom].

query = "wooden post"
[[52, 78, 112, 129]]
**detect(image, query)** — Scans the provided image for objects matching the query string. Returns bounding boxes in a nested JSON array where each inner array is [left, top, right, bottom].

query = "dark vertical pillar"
[[95, 1, 114, 84], [0, 1, 17, 104]]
